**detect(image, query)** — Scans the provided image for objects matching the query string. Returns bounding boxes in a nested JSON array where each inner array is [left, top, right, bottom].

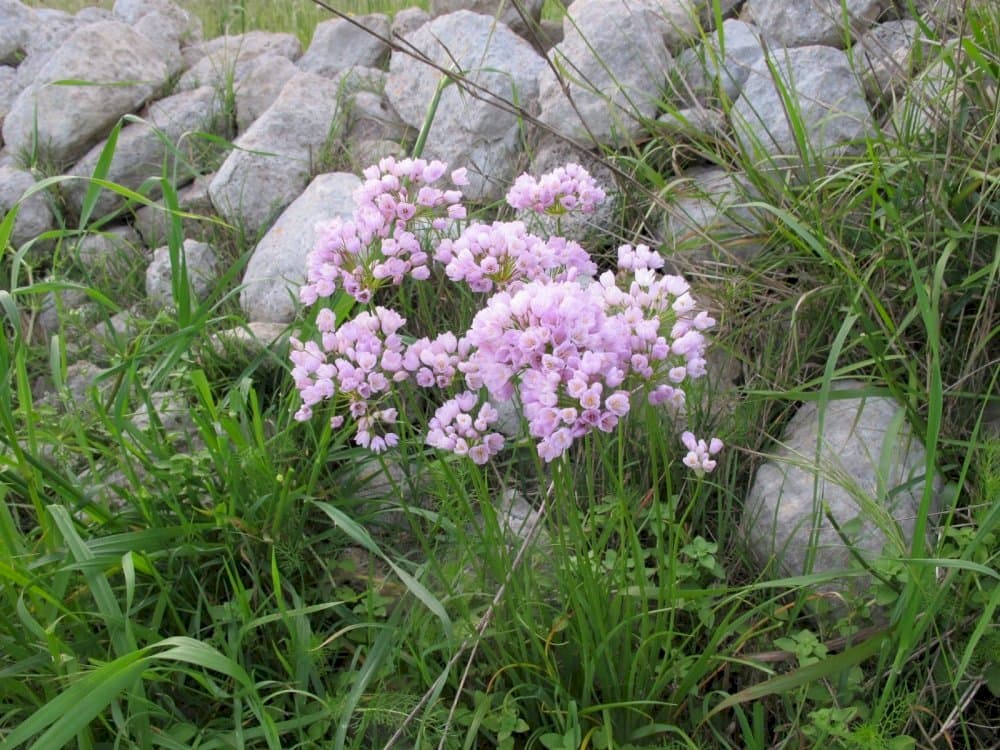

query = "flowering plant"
[[290, 158, 721, 469]]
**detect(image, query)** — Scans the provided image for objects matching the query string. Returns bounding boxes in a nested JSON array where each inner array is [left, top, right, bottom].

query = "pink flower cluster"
[[681, 432, 724, 476], [434, 220, 597, 293], [456, 252, 720, 462], [301, 157, 468, 305], [505, 163, 606, 215], [290, 306, 411, 450], [291, 160, 723, 471], [426, 391, 505, 465], [617, 243, 665, 272], [459, 281, 626, 461]]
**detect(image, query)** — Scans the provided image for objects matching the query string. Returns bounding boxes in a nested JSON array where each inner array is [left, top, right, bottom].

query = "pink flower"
[[604, 391, 630, 417], [506, 163, 606, 215], [299, 157, 467, 304], [426, 392, 505, 464], [680, 431, 723, 476]]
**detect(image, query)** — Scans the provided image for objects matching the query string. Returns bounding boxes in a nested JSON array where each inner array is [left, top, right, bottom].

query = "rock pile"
[[1, 0, 964, 612]]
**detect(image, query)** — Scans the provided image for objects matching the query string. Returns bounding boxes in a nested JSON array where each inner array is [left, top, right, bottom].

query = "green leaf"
[[985, 664, 1000, 697], [0, 651, 149, 750], [705, 630, 891, 721], [311, 500, 452, 638], [77, 118, 124, 228], [150, 636, 254, 690]]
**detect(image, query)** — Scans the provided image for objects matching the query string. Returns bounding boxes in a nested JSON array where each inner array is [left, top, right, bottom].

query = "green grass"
[[25, 0, 427, 46], [2, 0, 999, 748], [27, 0, 567, 46]]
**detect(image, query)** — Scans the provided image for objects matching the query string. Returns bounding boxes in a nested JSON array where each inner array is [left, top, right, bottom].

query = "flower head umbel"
[[300, 156, 467, 305], [435, 220, 597, 293], [616, 243, 665, 272], [506, 163, 606, 215], [426, 391, 505, 465], [681, 432, 724, 476], [460, 280, 637, 462], [290, 306, 410, 451]]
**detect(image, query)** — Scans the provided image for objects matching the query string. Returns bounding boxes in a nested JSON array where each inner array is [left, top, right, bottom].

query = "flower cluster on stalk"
[[300, 157, 468, 305], [434, 220, 596, 293], [291, 158, 722, 470], [506, 162, 606, 215]]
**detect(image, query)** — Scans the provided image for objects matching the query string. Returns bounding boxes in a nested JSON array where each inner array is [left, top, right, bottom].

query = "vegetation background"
[[2, 0, 998, 748]]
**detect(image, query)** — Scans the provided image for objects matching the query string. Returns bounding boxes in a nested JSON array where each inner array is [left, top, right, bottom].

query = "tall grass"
[[2, 0, 999, 748]]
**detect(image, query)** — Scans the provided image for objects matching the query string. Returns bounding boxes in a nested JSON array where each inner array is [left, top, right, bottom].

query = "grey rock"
[[112, 0, 170, 22], [347, 91, 411, 144], [731, 45, 874, 170], [673, 20, 764, 105], [888, 51, 964, 140], [536, 0, 675, 147], [745, 0, 884, 48], [855, 20, 926, 101], [491, 396, 523, 439], [74, 7, 114, 23], [386, 10, 545, 200], [131, 390, 195, 440], [112, 0, 202, 46], [534, 18, 563, 54], [132, 12, 187, 78], [240, 172, 361, 323], [72, 225, 146, 280], [0, 164, 54, 252], [35, 359, 109, 413], [744, 382, 942, 606], [207, 321, 289, 361], [33, 8, 72, 22], [658, 0, 706, 51], [62, 360, 107, 407], [660, 166, 766, 268], [235, 54, 299, 133], [13, 10, 79, 90], [429, 0, 545, 37], [3, 21, 171, 167], [331, 65, 388, 98], [87, 307, 141, 364], [65, 86, 223, 218], [298, 14, 391, 77], [0, 65, 20, 139], [177, 31, 301, 92], [73, 226, 146, 287], [145, 239, 219, 309], [0, 0, 35, 66], [906, 0, 963, 28], [352, 456, 411, 503], [83, 467, 134, 512], [208, 72, 345, 237], [38, 280, 91, 338], [133, 175, 216, 249], [656, 106, 728, 142], [349, 138, 407, 170], [128, 389, 204, 454], [391, 7, 430, 37], [982, 401, 1000, 439], [494, 487, 546, 543], [196, 29, 301, 61]]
